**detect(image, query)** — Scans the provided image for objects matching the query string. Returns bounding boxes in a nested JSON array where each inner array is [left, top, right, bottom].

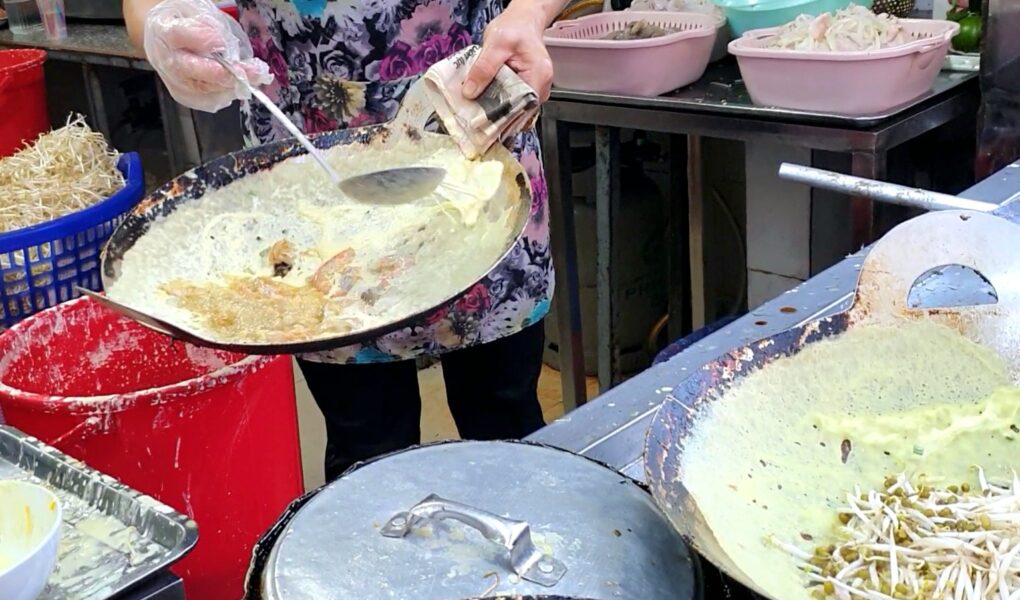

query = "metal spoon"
[[338, 166, 448, 205], [209, 54, 341, 184], [210, 54, 446, 204]]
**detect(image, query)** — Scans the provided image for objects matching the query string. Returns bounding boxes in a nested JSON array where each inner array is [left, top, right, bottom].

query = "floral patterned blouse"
[[235, 0, 553, 364]]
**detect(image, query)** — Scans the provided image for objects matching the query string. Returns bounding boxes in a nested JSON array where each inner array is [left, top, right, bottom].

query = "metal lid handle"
[[381, 494, 567, 587]]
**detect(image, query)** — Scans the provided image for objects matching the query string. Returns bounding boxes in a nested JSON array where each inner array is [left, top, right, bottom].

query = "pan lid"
[[261, 441, 696, 600]]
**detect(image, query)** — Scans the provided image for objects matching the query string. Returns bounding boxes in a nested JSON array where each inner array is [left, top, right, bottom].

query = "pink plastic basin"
[[545, 12, 719, 97], [728, 19, 959, 116]]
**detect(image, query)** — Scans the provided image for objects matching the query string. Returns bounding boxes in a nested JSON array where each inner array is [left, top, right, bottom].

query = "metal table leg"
[[595, 126, 622, 391], [542, 117, 587, 411], [687, 135, 706, 330], [81, 64, 111, 139], [155, 80, 202, 174], [667, 135, 691, 341], [850, 151, 888, 247]]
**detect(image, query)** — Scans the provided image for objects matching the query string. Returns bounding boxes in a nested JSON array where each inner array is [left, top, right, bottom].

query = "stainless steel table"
[[530, 156, 1020, 481], [544, 61, 980, 407], [0, 24, 210, 175]]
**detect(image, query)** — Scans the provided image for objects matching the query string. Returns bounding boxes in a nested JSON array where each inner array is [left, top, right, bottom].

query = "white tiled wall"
[[745, 141, 813, 304], [747, 271, 805, 309]]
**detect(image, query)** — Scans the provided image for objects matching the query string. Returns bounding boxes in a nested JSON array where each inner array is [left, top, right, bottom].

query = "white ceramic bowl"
[[0, 481, 62, 600]]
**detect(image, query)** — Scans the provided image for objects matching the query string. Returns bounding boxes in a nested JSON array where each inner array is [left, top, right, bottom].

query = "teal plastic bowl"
[[717, 0, 875, 36]]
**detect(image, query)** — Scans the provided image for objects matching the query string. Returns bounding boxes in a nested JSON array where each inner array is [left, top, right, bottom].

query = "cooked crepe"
[[677, 319, 1018, 600], [105, 135, 523, 345]]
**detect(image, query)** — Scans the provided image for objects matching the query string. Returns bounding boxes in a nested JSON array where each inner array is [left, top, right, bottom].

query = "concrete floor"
[[293, 359, 598, 490]]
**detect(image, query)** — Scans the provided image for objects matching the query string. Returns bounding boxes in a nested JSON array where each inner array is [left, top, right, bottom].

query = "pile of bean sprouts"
[[767, 5, 910, 52], [0, 114, 123, 234], [774, 470, 1020, 599]]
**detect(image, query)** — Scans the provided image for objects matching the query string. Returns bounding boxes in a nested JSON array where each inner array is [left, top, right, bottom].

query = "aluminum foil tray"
[[0, 425, 197, 599]]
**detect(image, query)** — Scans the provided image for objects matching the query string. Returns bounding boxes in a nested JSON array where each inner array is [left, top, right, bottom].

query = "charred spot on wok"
[[361, 289, 379, 306], [273, 262, 293, 278]]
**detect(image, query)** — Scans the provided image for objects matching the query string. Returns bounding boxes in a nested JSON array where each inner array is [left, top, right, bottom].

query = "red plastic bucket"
[[0, 49, 49, 158], [0, 297, 304, 600]]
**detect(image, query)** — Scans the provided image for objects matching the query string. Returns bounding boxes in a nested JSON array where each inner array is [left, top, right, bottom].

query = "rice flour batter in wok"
[[676, 319, 1020, 600], [105, 135, 520, 345]]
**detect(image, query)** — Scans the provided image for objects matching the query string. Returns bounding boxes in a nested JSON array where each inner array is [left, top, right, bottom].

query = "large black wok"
[[643, 208, 1020, 599], [84, 82, 532, 355]]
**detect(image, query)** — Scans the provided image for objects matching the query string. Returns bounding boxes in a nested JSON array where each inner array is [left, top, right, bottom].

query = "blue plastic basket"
[[0, 152, 144, 329]]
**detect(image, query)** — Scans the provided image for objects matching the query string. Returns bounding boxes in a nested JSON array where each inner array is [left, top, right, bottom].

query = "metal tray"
[[0, 425, 197, 599]]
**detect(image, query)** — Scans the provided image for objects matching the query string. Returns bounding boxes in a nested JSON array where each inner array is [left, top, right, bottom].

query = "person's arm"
[[121, 0, 272, 113], [463, 0, 570, 102], [124, 0, 165, 49]]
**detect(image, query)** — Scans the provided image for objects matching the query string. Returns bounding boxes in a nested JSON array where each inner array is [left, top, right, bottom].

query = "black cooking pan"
[[84, 82, 532, 355], [643, 209, 1020, 599]]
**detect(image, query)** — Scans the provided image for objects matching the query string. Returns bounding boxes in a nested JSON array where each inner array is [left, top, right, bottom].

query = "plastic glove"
[[144, 0, 273, 113]]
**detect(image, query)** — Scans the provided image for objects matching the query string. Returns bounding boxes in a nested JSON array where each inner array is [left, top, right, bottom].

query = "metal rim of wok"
[[97, 122, 532, 355], [643, 310, 850, 598], [242, 439, 705, 600]]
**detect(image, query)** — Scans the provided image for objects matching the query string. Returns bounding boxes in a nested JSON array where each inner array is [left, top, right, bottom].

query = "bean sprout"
[[0, 114, 123, 234], [767, 5, 910, 52], [775, 470, 1020, 599]]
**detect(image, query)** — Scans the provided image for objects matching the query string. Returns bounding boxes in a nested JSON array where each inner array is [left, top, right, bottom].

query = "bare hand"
[[463, 6, 554, 102]]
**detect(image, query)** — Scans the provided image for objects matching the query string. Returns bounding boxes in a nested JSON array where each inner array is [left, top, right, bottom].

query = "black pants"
[[297, 322, 547, 481]]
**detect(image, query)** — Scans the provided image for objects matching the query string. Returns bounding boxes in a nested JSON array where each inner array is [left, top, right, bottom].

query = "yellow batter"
[[678, 319, 1017, 600]]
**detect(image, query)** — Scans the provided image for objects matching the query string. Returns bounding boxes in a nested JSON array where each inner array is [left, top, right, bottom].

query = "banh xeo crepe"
[[677, 319, 1020, 600], [105, 135, 522, 344]]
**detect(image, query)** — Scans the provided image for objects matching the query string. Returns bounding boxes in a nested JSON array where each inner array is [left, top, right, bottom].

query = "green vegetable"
[[952, 13, 982, 54]]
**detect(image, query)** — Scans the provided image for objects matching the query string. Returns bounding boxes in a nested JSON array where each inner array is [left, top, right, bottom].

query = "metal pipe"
[[778, 163, 997, 213]]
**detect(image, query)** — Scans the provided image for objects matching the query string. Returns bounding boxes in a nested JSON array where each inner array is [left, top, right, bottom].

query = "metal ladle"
[[210, 54, 446, 204]]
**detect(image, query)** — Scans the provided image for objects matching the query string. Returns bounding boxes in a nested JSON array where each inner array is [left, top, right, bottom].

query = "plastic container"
[[545, 11, 718, 96], [0, 152, 144, 329], [623, 4, 731, 61], [0, 481, 61, 600], [5, 0, 43, 35], [215, 0, 239, 19], [35, 0, 67, 40], [0, 49, 48, 158], [729, 19, 959, 115], [716, 0, 874, 36], [0, 297, 304, 600]]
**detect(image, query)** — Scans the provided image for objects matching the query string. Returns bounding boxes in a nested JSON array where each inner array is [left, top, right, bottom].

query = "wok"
[[243, 440, 700, 600], [84, 81, 532, 355], [643, 209, 1020, 599]]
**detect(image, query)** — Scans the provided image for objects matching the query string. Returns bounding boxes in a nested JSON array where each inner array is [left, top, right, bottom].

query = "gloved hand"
[[144, 0, 273, 113]]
